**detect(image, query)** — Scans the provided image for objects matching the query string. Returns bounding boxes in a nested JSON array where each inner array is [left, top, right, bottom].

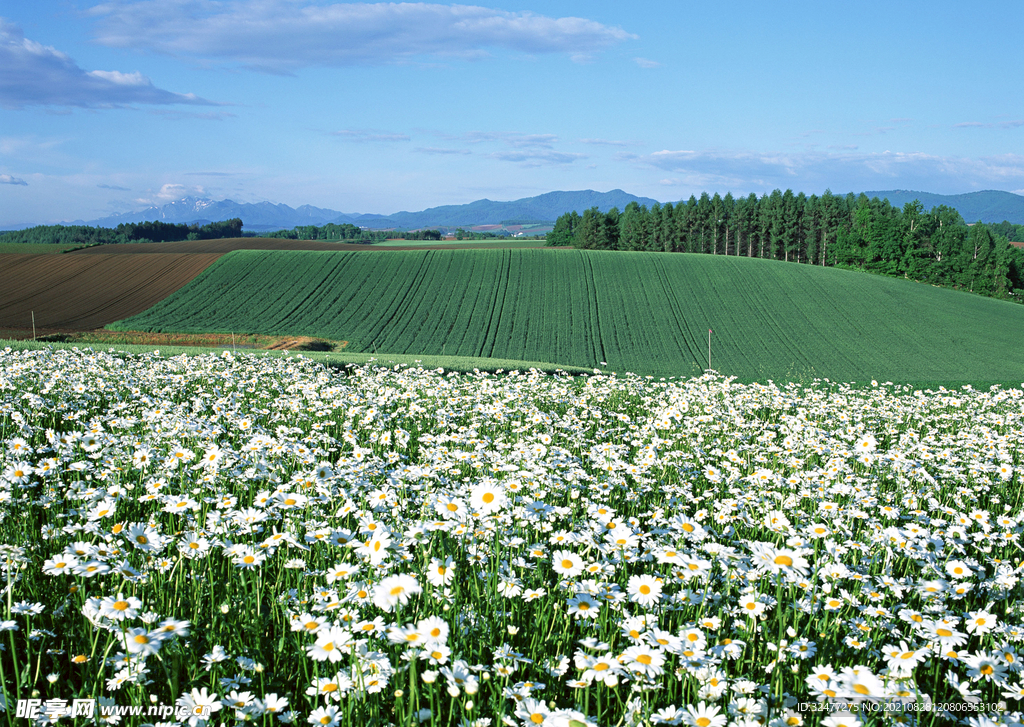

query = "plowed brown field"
[[0, 253, 221, 330], [69, 238, 373, 254]]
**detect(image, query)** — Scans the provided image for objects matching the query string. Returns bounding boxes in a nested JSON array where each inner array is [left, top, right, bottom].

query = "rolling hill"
[[109, 249, 1024, 384]]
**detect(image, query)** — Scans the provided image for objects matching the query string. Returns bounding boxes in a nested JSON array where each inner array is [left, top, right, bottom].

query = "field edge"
[[0, 339, 595, 377]]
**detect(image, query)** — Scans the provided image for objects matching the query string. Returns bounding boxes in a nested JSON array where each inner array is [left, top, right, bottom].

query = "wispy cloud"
[[331, 129, 411, 142], [853, 126, 896, 136], [956, 120, 1024, 129], [97, 183, 130, 191], [0, 174, 27, 185], [580, 138, 630, 147], [633, 57, 661, 68], [414, 147, 472, 155], [0, 18, 216, 109], [642, 148, 1024, 194], [491, 150, 585, 165], [441, 131, 558, 148], [148, 109, 236, 121], [89, 2, 636, 73], [422, 129, 582, 164]]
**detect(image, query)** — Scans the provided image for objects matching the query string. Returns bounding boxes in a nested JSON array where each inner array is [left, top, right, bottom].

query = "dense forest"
[[547, 190, 1024, 300], [0, 219, 244, 246]]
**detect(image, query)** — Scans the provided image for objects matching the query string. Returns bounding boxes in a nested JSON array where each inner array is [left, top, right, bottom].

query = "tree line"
[[546, 190, 1024, 300], [0, 219, 244, 246], [261, 222, 383, 241], [261, 224, 451, 241]]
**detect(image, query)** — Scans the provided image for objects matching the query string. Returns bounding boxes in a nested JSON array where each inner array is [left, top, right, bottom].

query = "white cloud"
[[134, 183, 207, 206], [641, 148, 1024, 195], [88, 1, 636, 72], [0, 174, 27, 185], [0, 18, 216, 109], [633, 57, 660, 68]]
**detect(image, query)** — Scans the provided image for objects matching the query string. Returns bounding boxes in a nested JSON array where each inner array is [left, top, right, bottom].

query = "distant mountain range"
[[863, 190, 1024, 224], [79, 189, 660, 232], [50, 188, 1024, 232]]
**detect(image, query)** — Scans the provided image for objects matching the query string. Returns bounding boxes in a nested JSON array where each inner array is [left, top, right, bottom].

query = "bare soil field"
[[0, 253, 221, 331], [69, 238, 372, 254]]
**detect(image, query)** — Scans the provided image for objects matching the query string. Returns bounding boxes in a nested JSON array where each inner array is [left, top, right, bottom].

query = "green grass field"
[[373, 238, 546, 247], [109, 249, 1024, 384]]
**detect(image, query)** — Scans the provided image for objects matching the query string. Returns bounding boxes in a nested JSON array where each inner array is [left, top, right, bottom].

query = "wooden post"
[[32, 311, 36, 341]]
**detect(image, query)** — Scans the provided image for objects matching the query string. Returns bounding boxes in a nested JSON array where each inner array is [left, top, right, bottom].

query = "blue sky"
[[2, 1, 1023, 226]]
